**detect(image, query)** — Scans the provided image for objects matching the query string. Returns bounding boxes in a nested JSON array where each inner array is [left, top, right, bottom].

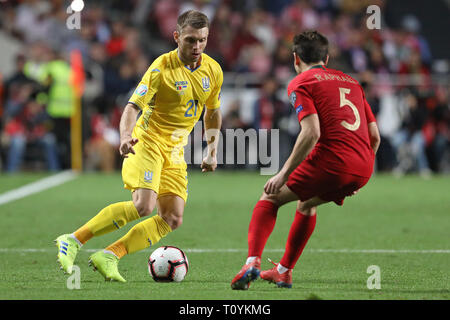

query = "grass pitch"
[[0, 170, 449, 300]]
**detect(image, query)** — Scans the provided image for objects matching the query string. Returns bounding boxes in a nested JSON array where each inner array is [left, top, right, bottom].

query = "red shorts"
[[286, 160, 371, 206]]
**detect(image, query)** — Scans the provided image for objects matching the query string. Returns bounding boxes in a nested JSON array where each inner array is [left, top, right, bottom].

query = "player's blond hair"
[[176, 10, 210, 33]]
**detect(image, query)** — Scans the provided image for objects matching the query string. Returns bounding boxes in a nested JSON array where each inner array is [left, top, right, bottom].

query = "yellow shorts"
[[122, 131, 188, 202]]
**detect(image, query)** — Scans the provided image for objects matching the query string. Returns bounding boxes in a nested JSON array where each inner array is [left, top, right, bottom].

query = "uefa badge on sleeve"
[[135, 84, 148, 96], [290, 92, 297, 107]]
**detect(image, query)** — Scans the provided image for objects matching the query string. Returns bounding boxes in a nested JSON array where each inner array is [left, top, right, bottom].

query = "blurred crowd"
[[0, 0, 448, 176]]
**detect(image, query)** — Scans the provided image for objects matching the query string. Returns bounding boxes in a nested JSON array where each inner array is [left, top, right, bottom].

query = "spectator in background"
[[391, 91, 432, 177], [401, 14, 433, 67], [104, 62, 138, 97], [263, 0, 293, 16], [122, 28, 150, 77], [332, 13, 353, 52], [398, 49, 431, 91], [3, 54, 36, 101], [0, 0, 446, 175], [271, 40, 295, 82], [253, 77, 288, 130], [39, 48, 75, 169], [227, 15, 261, 71], [179, 0, 217, 22], [367, 43, 390, 74], [326, 42, 352, 73], [104, 27, 146, 96], [1, 53, 45, 171], [253, 76, 291, 165], [87, 5, 111, 44], [359, 70, 395, 172], [221, 99, 252, 170], [13, 0, 52, 43], [0, 76, 3, 127], [153, 0, 180, 42], [222, 99, 250, 131], [45, 2, 77, 54], [208, 3, 240, 69], [1, 84, 59, 172], [427, 86, 450, 172], [23, 42, 49, 83], [343, 28, 369, 73], [84, 111, 121, 172], [106, 20, 126, 58], [244, 43, 273, 75], [247, 9, 277, 56]]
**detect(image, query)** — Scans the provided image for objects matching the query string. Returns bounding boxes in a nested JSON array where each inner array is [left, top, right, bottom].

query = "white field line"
[[0, 170, 78, 206], [0, 248, 449, 254]]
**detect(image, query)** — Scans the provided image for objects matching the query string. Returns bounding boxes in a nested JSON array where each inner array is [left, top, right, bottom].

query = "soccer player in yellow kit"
[[55, 10, 223, 282]]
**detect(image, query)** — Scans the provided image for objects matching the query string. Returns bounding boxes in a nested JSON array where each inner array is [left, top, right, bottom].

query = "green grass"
[[0, 172, 50, 193], [0, 171, 449, 300]]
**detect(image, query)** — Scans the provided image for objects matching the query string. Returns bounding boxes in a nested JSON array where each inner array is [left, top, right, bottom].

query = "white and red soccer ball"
[[148, 246, 189, 282]]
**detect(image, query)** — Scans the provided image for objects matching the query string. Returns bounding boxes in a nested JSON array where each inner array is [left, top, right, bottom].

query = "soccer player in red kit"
[[231, 31, 381, 290]]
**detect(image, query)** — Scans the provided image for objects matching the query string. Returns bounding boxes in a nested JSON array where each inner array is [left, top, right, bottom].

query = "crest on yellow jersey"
[[202, 77, 210, 92]]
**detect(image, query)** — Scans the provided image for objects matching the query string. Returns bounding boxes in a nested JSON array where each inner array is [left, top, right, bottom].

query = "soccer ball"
[[148, 246, 189, 282]]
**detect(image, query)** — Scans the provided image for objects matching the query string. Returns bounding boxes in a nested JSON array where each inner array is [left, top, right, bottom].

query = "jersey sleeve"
[[205, 65, 223, 110], [288, 85, 317, 123], [128, 61, 162, 110]]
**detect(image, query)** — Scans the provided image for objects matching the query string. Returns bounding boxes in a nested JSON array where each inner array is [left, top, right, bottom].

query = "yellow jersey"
[[128, 49, 223, 151]]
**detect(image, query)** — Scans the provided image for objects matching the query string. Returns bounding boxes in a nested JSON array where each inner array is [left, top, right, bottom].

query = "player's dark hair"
[[177, 10, 210, 33], [293, 30, 329, 64]]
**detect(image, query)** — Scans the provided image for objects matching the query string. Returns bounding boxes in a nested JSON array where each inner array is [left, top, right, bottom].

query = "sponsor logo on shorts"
[[135, 84, 148, 96], [295, 105, 303, 114]]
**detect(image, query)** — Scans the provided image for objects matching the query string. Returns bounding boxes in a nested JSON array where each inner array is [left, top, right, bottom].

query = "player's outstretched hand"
[[119, 137, 139, 158], [201, 156, 217, 172], [264, 172, 288, 194]]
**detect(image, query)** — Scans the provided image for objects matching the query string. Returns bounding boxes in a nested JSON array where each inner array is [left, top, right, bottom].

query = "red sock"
[[248, 200, 278, 258], [280, 210, 316, 269]]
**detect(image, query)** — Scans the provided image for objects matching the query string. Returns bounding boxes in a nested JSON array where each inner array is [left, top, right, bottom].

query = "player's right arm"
[[264, 84, 320, 194], [120, 58, 163, 158], [119, 103, 140, 158], [264, 113, 320, 194]]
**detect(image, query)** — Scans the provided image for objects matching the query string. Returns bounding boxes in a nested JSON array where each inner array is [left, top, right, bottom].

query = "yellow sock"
[[106, 215, 172, 258], [73, 201, 140, 244]]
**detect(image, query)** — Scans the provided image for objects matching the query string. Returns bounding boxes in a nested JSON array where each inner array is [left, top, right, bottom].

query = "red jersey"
[[287, 65, 377, 178]]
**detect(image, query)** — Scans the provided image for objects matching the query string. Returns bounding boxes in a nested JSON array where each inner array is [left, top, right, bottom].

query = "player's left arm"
[[201, 107, 222, 172], [364, 98, 380, 154], [201, 68, 223, 172], [264, 113, 320, 194]]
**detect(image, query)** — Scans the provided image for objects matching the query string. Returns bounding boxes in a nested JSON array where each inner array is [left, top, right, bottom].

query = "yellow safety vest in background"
[[42, 60, 75, 118]]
